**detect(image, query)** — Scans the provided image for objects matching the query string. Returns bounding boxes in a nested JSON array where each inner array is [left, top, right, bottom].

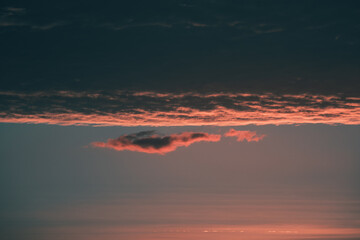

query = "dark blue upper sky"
[[1, 0, 359, 94]]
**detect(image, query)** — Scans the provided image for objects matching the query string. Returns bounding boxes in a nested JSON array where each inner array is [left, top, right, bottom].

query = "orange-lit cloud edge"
[[92, 130, 263, 154], [225, 129, 266, 142], [92, 132, 222, 154], [0, 91, 359, 126]]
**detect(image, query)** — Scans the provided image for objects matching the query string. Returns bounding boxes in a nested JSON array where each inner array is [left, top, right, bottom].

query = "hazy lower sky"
[[1, 1, 359, 239]]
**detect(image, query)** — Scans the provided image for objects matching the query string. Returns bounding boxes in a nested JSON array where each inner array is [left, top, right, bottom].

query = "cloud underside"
[[0, 91, 359, 126], [92, 131, 221, 154]]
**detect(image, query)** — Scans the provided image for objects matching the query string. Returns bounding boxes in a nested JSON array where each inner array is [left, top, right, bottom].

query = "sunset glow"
[[1, 1, 359, 240]]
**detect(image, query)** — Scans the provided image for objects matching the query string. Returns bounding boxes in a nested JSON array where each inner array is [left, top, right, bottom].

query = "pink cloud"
[[92, 131, 221, 154], [224, 129, 266, 142], [1, 91, 360, 126]]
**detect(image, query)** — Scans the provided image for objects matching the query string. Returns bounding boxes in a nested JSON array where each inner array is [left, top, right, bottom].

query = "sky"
[[1, 1, 360, 239]]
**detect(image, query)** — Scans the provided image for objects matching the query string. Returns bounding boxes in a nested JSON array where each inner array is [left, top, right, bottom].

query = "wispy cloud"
[[0, 6, 66, 30], [186, 21, 209, 27], [92, 131, 221, 154], [2, 7, 26, 15], [0, 91, 359, 126], [225, 129, 265, 142], [0, 20, 66, 30], [103, 22, 173, 31]]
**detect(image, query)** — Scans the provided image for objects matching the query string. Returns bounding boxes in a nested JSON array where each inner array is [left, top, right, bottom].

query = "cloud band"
[[0, 91, 359, 126]]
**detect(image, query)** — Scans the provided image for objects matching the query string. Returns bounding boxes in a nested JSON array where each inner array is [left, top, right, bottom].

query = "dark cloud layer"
[[92, 131, 221, 154], [0, 91, 359, 126], [0, 1, 359, 126]]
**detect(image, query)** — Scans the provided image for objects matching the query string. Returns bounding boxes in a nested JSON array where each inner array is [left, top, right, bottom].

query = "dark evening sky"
[[1, 0, 359, 94], [1, 1, 360, 239]]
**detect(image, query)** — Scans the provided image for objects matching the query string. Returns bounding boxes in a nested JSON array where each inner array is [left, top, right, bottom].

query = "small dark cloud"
[[92, 131, 221, 154]]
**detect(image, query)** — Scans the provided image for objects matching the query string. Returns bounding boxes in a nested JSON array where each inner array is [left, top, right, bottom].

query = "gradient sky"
[[1, 1, 360, 240]]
